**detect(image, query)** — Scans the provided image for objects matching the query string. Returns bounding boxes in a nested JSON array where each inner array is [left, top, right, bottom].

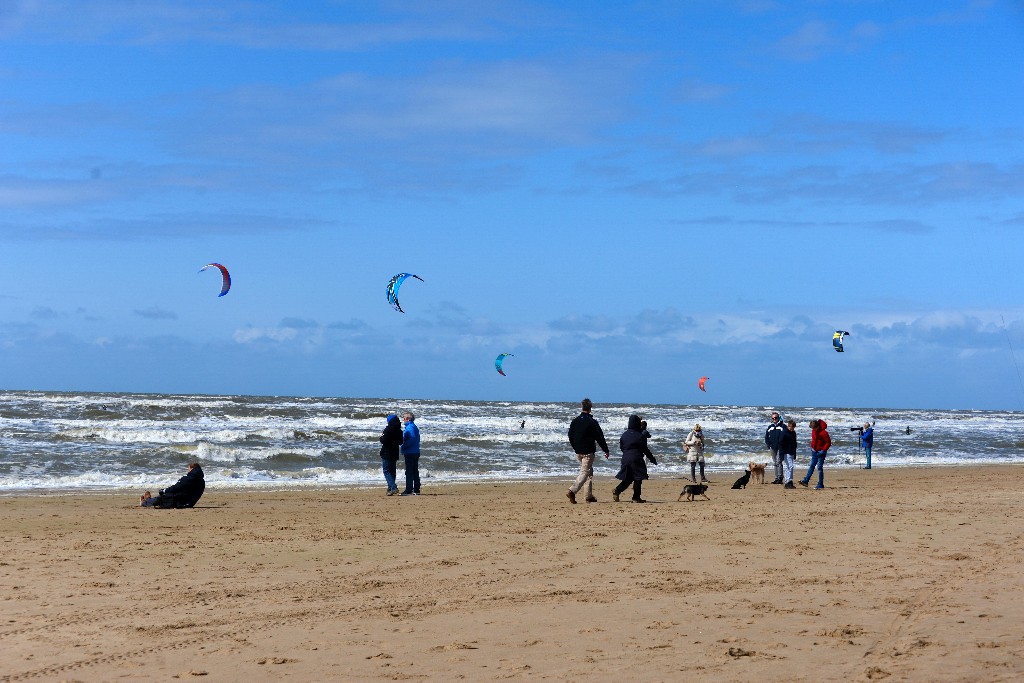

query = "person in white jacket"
[[684, 424, 707, 483]]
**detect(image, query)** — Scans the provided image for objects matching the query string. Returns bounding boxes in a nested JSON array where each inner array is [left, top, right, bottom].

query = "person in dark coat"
[[565, 397, 611, 504], [140, 463, 205, 508], [765, 412, 786, 484], [379, 413, 403, 496], [612, 415, 657, 503], [780, 419, 798, 489]]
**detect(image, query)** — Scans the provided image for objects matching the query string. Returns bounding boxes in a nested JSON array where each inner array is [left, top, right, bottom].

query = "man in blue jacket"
[[400, 412, 421, 496], [861, 422, 874, 469]]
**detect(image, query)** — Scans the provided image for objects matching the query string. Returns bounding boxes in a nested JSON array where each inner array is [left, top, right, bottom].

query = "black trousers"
[[613, 478, 643, 500]]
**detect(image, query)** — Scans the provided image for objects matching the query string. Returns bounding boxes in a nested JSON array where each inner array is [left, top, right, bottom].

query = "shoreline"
[[0, 461, 1020, 497], [2, 464, 1023, 681]]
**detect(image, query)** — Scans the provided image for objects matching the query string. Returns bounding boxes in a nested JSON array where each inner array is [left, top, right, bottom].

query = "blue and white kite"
[[386, 273, 423, 313]]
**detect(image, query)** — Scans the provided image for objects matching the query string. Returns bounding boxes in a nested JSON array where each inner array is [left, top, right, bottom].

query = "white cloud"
[[233, 326, 299, 344]]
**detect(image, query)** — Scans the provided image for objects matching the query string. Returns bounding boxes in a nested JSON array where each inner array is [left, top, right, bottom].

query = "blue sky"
[[2, 0, 1024, 410]]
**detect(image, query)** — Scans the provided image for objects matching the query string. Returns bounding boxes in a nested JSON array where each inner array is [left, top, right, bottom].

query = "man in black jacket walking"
[[566, 398, 610, 504]]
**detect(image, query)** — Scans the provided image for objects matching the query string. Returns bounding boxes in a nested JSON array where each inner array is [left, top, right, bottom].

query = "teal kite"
[[495, 353, 514, 376]]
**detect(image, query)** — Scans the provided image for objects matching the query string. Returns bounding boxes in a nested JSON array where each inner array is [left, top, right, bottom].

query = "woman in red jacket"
[[799, 419, 831, 489]]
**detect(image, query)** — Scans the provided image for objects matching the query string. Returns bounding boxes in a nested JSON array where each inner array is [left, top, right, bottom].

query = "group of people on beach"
[[139, 399, 877, 506], [564, 399, 876, 503], [378, 411, 422, 496]]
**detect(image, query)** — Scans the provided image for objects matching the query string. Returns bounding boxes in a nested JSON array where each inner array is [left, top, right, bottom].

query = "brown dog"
[[749, 462, 766, 485]]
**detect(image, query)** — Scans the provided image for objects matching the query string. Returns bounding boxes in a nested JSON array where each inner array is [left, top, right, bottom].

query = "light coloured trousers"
[[770, 447, 783, 480], [783, 453, 795, 484], [569, 453, 596, 498]]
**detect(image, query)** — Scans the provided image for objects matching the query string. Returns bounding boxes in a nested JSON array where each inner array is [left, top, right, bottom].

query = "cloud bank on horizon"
[[1, 0, 1022, 410]]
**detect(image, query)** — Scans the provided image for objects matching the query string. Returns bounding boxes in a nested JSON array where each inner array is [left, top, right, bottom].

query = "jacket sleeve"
[[764, 427, 770, 447], [163, 470, 197, 497], [567, 420, 576, 450], [162, 474, 188, 496], [594, 423, 609, 454]]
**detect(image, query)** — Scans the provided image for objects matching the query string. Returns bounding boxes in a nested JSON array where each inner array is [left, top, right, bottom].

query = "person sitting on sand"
[[140, 463, 205, 508]]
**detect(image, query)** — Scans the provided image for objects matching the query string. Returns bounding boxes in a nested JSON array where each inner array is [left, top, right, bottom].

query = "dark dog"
[[731, 469, 751, 489], [678, 483, 710, 501]]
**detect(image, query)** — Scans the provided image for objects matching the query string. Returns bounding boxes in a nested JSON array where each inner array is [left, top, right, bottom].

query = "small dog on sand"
[[731, 469, 751, 489], [749, 462, 766, 485], [678, 484, 710, 501]]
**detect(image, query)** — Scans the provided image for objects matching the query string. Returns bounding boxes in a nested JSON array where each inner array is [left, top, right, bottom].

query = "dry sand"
[[1, 465, 1022, 682]]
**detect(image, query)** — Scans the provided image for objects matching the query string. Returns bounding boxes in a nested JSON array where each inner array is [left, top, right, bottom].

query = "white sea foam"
[[1, 389, 1022, 491]]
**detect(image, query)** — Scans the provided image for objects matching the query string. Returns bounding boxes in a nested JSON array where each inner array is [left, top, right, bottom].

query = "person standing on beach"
[[780, 419, 798, 489], [400, 412, 421, 496], [765, 412, 786, 485], [379, 414, 403, 496], [613, 414, 657, 503], [860, 422, 874, 469], [799, 419, 831, 489], [566, 398, 610, 504], [684, 423, 707, 483]]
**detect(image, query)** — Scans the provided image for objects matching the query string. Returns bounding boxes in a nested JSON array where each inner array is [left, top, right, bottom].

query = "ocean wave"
[[2, 389, 1023, 491]]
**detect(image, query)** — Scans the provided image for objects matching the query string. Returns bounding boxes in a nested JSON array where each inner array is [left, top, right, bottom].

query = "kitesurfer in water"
[[140, 463, 205, 508]]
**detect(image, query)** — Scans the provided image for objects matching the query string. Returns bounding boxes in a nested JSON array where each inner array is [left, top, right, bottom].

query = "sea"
[[1, 390, 1022, 493]]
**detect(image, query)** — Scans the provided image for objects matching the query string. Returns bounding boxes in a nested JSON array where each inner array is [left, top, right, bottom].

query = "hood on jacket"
[[817, 420, 828, 430], [386, 413, 398, 423], [627, 414, 642, 431]]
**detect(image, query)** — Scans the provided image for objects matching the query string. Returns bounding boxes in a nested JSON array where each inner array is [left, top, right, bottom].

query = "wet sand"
[[1, 465, 1022, 682]]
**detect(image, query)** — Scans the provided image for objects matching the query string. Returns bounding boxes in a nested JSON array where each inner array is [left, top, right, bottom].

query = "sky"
[[2, 0, 1024, 410]]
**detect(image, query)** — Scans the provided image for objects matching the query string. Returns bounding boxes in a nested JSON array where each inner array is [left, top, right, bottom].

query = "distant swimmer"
[[520, 419, 525, 429], [906, 426, 912, 434]]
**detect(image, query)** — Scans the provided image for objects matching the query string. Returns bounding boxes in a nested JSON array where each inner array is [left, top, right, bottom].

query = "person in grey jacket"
[[765, 412, 786, 485]]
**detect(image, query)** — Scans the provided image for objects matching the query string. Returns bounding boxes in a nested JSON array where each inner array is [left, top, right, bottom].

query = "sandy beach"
[[2, 465, 1022, 682]]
